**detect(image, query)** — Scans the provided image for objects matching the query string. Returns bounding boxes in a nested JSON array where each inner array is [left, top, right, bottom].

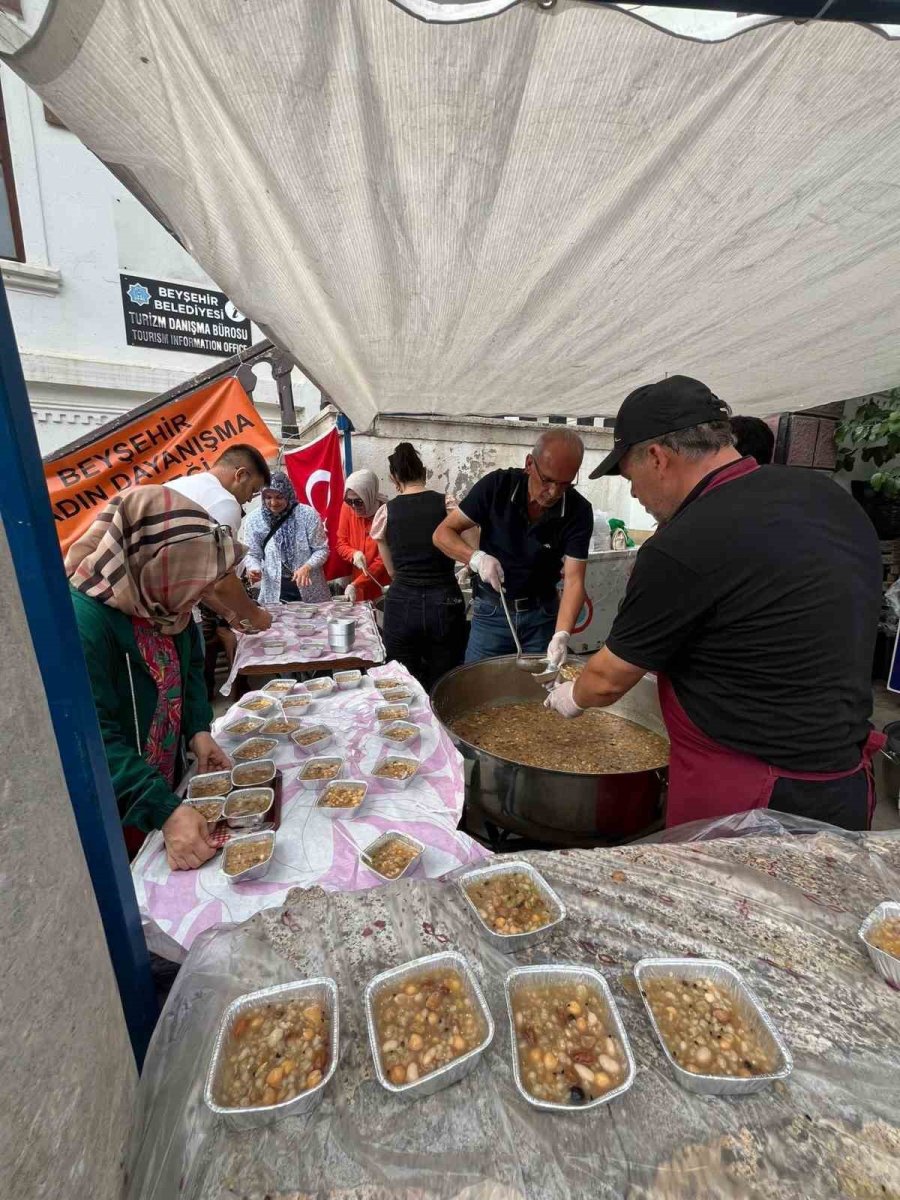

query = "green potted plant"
[[836, 390, 900, 538]]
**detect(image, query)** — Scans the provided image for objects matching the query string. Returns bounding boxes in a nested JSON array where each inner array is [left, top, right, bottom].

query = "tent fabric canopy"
[[3, 0, 899, 430]]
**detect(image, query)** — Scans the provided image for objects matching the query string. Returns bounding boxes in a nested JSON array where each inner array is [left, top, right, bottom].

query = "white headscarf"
[[344, 468, 382, 517]]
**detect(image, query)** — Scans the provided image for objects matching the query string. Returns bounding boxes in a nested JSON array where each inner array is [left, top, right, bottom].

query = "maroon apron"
[[658, 457, 885, 829]]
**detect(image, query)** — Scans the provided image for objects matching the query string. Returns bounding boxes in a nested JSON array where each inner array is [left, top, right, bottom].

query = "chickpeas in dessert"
[[368, 837, 419, 879], [374, 971, 486, 1087], [642, 976, 779, 1077], [512, 982, 627, 1105], [214, 998, 329, 1108], [319, 783, 366, 809], [465, 872, 554, 935]]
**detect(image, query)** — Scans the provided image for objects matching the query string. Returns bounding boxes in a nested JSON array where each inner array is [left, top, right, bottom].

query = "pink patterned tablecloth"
[[220, 600, 385, 696], [131, 661, 489, 960]]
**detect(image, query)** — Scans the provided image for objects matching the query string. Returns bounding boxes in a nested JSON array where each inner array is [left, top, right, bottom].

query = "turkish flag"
[[284, 427, 346, 580]]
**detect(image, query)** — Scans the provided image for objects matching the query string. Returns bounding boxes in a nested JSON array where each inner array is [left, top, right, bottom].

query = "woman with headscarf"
[[243, 470, 330, 604], [67, 485, 240, 871], [336, 468, 390, 602]]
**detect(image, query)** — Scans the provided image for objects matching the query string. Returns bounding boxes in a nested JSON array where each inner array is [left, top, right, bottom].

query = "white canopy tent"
[[2, 0, 899, 429]]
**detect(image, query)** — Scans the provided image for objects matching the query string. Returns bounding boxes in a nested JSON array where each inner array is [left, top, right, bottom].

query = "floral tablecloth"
[[221, 600, 385, 695], [131, 662, 487, 960]]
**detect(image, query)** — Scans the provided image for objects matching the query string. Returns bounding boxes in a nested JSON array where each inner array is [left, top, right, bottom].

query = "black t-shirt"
[[385, 490, 457, 588], [606, 461, 882, 772], [458, 468, 593, 601]]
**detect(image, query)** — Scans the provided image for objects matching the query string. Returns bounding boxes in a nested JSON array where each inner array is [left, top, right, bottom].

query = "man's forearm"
[[572, 646, 646, 710], [434, 519, 477, 566], [208, 572, 264, 624], [556, 577, 586, 635]]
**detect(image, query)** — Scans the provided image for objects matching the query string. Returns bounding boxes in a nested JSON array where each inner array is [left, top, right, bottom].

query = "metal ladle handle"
[[498, 584, 524, 658]]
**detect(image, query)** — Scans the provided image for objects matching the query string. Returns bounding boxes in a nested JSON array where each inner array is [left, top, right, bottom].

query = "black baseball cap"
[[589, 375, 730, 478]]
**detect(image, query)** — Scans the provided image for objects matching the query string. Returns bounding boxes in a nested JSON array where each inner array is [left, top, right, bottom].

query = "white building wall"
[[1, 45, 316, 456]]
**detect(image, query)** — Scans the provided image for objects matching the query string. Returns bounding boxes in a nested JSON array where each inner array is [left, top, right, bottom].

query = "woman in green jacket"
[[67, 485, 242, 870]]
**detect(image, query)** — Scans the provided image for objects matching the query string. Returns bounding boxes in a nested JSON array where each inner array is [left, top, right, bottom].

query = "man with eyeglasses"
[[166, 443, 273, 635], [433, 428, 592, 666]]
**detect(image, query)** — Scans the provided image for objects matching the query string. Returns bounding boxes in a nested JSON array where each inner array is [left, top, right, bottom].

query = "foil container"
[[203, 978, 339, 1129], [290, 724, 334, 755], [231, 758, 276, 789], [381, 688, 416, 707], [223, 786, 274, 829], [504, 964, 635, 1112], [186, 770, 232, 801], [375, 702, 410, 725], [264, 640, 287, 656], [282, 694, 314, 713], [858, 902, 900, 987], [262, 679, 298, 696], [634, 957, 793, 1095], [233, 736, 280, 763], [259, 716, 304, 741], [184, 797, 225, 827], [220, 714, 266, 739], [364, 951, 494, 1098], [238, 693, 279, 717], [458, 860, 567, 952], [369, 754, 421, 792], [315, 778, 369, 818], [378, 720, 420, 748], [374, 677, 404, 692], [360, 830, 425, 883], [296, 755, 345, 792], [305, 677, 336, 697], [334, 670, 363, 690], [221, 830, 276, 884]]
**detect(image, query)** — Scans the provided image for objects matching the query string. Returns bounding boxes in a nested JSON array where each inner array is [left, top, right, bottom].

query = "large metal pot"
[[431, 656, 667, 848]]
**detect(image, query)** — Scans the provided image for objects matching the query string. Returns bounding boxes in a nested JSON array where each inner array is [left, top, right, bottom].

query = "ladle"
[[498, 585, 553, 675]]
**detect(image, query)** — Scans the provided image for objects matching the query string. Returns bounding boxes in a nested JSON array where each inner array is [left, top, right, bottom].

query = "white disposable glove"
[[469, 549, 505, 593], [544, 679, 584, 719], [344, 583, 357, 603], [352, 550, 367, 571], [546, 630, 570, 670]]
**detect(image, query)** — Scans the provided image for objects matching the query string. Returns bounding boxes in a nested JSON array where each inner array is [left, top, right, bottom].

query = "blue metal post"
[[336, 411, 353, 475], [0, 276, 157, 1065]]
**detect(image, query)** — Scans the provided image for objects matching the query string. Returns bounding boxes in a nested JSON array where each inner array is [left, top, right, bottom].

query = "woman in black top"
[[371, 443, 467, 690]]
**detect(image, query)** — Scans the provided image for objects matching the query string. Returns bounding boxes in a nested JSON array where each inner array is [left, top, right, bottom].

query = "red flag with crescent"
[[284, 426, 346, 580]]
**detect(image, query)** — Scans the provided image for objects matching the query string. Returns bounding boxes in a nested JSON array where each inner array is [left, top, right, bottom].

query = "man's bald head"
[[525, 427, 584, 509]]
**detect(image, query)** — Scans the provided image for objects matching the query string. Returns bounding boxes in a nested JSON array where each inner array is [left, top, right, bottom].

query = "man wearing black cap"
[[546, 375, 884, 832]]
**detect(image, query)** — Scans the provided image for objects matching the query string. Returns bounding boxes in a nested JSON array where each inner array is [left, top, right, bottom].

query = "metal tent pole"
[[0, 276, 157, 1066]]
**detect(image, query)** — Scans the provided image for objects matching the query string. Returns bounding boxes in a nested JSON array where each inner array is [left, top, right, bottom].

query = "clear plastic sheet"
[[127, 833, 900, 1200], [637, 808, 868, 845]]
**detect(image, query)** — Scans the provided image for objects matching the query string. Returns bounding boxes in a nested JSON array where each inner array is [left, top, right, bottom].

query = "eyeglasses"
[[344, 496, 366, 510], [529, 457, 578, 492]]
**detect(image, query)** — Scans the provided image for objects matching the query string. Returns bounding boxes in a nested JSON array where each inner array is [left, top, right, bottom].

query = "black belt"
[[472, 581, 557, 612]]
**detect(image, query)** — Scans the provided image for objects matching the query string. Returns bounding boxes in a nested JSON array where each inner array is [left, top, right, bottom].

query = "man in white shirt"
[[167, 444, 273, 632]]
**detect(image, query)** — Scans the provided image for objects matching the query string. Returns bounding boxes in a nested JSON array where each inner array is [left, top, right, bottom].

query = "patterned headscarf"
[[261, 470, 298, 526], [65, 485, 244, 635], [344, 468, 382, 517]]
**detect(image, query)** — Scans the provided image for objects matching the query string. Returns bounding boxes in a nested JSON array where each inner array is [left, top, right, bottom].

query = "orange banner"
[[45, 376, 279, 553]]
